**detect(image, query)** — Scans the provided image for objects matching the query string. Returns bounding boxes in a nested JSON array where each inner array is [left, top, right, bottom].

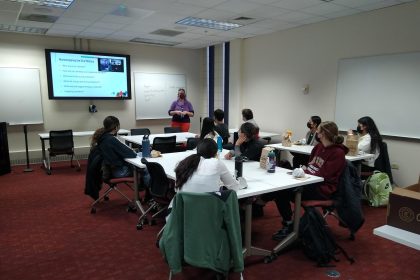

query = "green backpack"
[[363, 171, 392, 207]]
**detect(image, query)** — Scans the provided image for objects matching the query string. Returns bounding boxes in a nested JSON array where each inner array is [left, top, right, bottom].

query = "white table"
[[374, 225, 420, 250], [39, 129, 129, 174], [266, 143, 374, 162], [229, 128, 280, 139], [126, 150, 323, 259], [121, 132, 197, 146]]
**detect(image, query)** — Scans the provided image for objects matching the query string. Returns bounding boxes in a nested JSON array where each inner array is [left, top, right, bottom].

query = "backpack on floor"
[[363, 171, 392, 207], [299, 207, 355, 267]]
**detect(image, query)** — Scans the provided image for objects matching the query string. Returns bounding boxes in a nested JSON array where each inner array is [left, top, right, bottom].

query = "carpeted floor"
[[0, 162, 419, 280]]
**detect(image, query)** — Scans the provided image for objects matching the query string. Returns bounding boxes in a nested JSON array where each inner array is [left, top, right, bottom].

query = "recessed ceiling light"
[[176, 17, 242, 31], [6, 0, 75, 9], [0, 24, 48, 34], [130, 37, 179, 47]]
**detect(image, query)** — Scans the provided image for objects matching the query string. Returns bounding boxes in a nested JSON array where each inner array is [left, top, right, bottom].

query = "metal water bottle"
[[142, 135, 151, 158], [267, 150, 276, 173], [217, 135, 223, 153], [235, 156, 244, 179]]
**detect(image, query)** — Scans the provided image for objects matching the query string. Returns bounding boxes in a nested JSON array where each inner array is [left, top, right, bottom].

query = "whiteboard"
[[335, 52, 420, 139], [0, 67, 44, 125], [134, 72, 186, 120]]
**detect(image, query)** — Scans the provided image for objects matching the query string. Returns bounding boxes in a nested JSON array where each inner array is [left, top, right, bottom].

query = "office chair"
[[90, 164, 136, 214], [153, 136, 176, 153], [186, 137, 199, 150], [47, 130, 81, 175], [301, 161, 364, 240], [137, 158, 174, 230], [159, 191, 244, 279], [127, 128, 151, 151], [164, 126, 181, 133]]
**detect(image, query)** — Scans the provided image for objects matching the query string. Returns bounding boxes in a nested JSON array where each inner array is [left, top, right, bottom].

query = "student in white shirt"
[[175, 138, 239, 192], [355, 116, 382, 171]]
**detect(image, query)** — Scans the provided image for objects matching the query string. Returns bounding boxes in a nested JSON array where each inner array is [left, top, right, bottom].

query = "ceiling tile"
[[274, 10, 314, 23], [302, 3, 350, 16], [243, 5, 290, 18], [324, 7, 361, 19], [0, 10, 18, 24], [358, 0, 404, 11], [213, 0, 261, 14], [176, 0, 226, 8], [271, 0, 321, 10], [333, 0, 384, 8], [47, 28, 80, 36], [193, 8, 240, 21], [55, 17, 94, 26], [0, 1, 21, 12], [50, 23, 86, 31]]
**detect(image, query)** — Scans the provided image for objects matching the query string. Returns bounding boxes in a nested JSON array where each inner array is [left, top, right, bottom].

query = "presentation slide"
[[48, 51, 129, 98]]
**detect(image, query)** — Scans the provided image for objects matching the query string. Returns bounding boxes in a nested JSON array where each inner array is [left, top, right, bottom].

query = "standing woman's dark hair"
[[175, 139, 217, 189], [91, 116, 120, 148], [358, 116, 383, 153], [200, 117, 216, 139]]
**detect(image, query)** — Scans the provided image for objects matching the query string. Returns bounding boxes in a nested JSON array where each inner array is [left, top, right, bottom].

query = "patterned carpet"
[[0, 162, 419, 280]]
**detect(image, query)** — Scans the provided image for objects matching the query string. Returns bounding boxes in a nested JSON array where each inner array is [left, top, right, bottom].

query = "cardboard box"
[[387, 179, 420, 235]]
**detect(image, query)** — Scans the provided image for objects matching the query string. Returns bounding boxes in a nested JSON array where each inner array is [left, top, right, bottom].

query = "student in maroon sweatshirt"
[[272, 121, 348, 241]]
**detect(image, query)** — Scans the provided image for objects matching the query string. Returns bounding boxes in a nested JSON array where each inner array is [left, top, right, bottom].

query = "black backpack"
[[299, 206, 355, 267]]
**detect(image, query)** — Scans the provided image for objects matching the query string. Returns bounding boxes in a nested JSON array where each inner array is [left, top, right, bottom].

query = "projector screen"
[[45, 49, 131, 99]]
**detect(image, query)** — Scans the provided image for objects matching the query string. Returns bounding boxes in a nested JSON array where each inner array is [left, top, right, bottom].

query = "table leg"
[[242, 200, 271, 258], [133, 167, 146, 215], [40, 137, 50, 174], [273, 189, 302, 253]]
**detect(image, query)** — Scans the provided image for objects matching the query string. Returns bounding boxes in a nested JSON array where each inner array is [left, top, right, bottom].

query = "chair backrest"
[[131, 128, 151, 136], [233, 131, 239, 145], [153, 136, 176, 153], [49, 130, 74, 152], [186, 137, 199, 150], [164, 126, 181, 133], [159, 190, 244, 275], [141, 158, 171, 199], [374, 141, 393, 184]]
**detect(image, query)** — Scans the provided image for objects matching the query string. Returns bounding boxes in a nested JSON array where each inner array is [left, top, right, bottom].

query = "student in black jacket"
[[91, 116, 136, 178], [224, 122, 263, 161]]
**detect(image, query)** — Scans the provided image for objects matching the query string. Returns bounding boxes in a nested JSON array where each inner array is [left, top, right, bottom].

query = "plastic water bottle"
[[217, 135, 223, 153], [142, 135, 151, 158], [267, 150, 276, 173]]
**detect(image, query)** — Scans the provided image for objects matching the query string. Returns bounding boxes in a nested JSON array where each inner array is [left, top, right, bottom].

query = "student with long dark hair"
[[175, 138, 239, 192], [356, 116, 382, 172], [199, 117, 220, 141], [224, 122, 263, 161], [91, 116, 136, 178]]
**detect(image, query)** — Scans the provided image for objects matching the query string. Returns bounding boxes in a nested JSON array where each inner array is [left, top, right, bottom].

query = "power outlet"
[[391, 163, 399, 170]]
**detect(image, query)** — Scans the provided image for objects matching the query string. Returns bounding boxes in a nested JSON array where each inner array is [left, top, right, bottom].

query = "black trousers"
[[262, 183, 327, 223]]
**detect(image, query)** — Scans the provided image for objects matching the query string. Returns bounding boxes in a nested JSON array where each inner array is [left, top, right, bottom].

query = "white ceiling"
[[0, 0, 415, 49]]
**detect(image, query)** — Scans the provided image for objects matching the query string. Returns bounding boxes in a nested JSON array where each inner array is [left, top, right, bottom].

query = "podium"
[[0, 122, 11, 175]]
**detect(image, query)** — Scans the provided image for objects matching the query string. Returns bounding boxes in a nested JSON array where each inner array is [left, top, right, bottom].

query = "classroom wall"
[[231, 1, 420, 187], [0, 33, 205, 163]]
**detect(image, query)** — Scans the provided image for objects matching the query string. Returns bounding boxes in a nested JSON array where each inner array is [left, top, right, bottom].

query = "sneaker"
[[272, 223, 293, 241]]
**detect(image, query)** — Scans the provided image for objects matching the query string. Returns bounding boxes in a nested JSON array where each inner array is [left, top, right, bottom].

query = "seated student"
[[174, 138, 240, 193], [292, 116, 322, 168], [224, 122, 263, 161], [352, 116, 382, 173], [91, 116, 136, 178], [199, 117, 220, 141], [270, 121, 348, 241], [213, 109, 230, 145], [241, 108, 259, 132]]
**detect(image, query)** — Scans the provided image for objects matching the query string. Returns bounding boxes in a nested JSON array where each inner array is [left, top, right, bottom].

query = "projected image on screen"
[[45, 49, 131, 99]]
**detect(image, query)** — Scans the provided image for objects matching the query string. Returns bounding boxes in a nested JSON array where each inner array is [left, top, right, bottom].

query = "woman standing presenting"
[[168, 88, 194, 132]]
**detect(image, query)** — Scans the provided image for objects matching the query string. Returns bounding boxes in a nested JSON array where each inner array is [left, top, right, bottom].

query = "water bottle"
[[235, 156, 244, 179], [217, 135, 223, 153], [267, 150, 276, 173], [142, 135, 151, 158]]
